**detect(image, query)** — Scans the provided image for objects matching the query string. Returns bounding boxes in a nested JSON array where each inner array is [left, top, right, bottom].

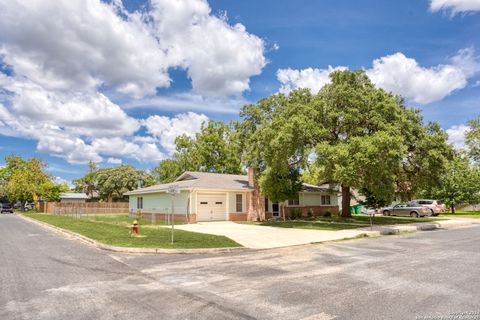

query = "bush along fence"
[[38, 202, 129, 215]]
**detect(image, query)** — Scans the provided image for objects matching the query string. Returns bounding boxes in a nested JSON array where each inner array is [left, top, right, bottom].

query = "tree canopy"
[[75, 165, 155, 202], [153, 120, 244, 183], [1, 156, 50, 204], [240, 70, 452, 217], [420, 153, 480, 213], [466, 116, 480, 165]]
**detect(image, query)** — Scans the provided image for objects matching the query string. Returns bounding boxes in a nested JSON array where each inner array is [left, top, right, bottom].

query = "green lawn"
[[441, 211, 480, 218], [243, 215, 441, 231], [24, 213, 240, 249]]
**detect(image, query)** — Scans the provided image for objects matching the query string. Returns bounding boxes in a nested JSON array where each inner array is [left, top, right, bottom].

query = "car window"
[[420, 200, 433, 204]]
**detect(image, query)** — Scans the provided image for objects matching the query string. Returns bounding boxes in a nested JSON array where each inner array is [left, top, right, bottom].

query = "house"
[[124, 169, 339, 223], [59, 193, 89, 203]]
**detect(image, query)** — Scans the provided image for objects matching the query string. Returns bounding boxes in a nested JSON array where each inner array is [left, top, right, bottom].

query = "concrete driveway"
[[173, 221, 367, 249]]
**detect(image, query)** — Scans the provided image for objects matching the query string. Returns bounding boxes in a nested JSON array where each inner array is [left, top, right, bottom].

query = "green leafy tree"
[[311, 70, 417, 217], [153, 159, 183, 184], [240, 89, 319, 216], [422, 154, 480, 213], [73, 160, 98, 197], [396, 121, 453, 200], [153, 120, 244, 183], [466, 116, 480, 165], [94, 165, 155, 202], [4, 157, 49, 206], [241, 70, 442, 218], [38, 181, 69, 202], [359, 188, 391, 209]]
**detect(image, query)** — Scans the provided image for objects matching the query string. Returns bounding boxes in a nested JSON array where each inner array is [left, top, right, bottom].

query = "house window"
[[137, 197, 143, 209], [236, 194, 243, 212], [288, 195, 300, 206], [321, 195, 331, 205], [264, 198, 269, 212]]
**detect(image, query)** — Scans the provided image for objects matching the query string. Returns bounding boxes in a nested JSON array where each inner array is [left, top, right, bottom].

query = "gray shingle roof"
[[124, 171, 252, 195], [124, 171, 336, 195]]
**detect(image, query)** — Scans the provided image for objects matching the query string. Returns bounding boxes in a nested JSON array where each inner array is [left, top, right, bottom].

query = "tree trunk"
[[341, 185, 351, 218], [451, 205, 455, 214]]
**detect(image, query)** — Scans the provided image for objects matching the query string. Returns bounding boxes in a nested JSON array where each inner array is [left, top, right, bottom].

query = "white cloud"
[[367, 49, 479, 104], [144, 112, 209, 155], [0, 0, 265, 98], [0, 0, 171, 98], [430, 0, 480, 14], [107, 157, 123, 165], [277, 48, 479, 104], [277, 66, 347, 94], [446, 124, 469, 149], [0, 0, 266, 164], [148, 0, 266, 96]]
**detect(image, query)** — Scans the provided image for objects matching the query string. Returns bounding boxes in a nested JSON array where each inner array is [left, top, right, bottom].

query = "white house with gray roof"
[[124, 170, 339, 223]]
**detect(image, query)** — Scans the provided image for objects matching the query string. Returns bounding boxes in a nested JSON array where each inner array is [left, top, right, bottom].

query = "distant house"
[[124, 170, 339, 223], [59, 193, 89, 203]]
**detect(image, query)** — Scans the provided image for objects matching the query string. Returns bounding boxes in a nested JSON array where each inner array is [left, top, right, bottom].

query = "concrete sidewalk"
[[174, 218, 479, 249]]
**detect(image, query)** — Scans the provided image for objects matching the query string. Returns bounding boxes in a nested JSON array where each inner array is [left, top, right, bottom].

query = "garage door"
[[197, 193, 227, 221]]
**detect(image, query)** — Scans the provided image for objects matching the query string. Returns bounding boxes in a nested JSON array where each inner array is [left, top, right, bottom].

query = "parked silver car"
[[382, 202, 432, 218], [410, 199, 445, 216]]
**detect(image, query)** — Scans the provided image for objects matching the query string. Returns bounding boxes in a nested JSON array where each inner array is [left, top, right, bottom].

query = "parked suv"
[[0, 203, 14, 214], [381, 202, 432, 217], [410, 199, 445, 216]]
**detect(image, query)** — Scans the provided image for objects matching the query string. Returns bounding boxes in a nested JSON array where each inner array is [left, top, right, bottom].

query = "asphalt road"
[[1, 214, 480, 320]]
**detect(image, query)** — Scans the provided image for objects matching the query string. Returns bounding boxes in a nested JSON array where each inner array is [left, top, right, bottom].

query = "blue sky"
[[0, 0, 479, 185]]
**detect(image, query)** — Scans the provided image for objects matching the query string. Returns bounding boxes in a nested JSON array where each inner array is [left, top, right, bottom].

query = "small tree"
[[4, 157, 49, 207], [38, 181, 69, 202], [425, 154, 480, 213], [94, 165, 155, 202]]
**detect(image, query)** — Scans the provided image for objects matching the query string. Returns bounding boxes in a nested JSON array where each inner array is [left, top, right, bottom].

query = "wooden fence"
[[38, 202, 129, 215]]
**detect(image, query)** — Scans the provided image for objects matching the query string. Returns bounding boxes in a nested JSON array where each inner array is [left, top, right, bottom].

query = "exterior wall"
[[227, 191, 248, 221], [140, 212, 196, 224], [301, 192, 339, 206], [264, 192, 340, 219], [228, 191, 247, 213], [129, 191, 190, 215]]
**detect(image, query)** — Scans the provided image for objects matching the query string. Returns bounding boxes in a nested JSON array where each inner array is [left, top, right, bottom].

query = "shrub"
[[307, 208, 314, 218], [323, 210, 331, 217], [290, 208, 301, 220]]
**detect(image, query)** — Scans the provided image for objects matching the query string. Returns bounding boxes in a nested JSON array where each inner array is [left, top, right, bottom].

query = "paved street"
[[1, 214, 480, 320]]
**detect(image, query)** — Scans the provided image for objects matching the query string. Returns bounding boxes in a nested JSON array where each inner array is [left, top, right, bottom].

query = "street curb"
[[17, 214, 479, 254], [18, 214, 250, 255], [360, 219, 479, 234]]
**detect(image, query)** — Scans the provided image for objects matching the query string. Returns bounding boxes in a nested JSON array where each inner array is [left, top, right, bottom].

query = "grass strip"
[[24, 213, 241, 249]]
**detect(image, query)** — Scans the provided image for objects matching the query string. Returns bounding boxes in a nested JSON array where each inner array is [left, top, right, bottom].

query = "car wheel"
[[410, 212, 419, 218], [383, 210, 390, 216]]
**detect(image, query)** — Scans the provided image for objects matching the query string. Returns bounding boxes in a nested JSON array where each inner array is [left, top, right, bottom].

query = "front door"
[[272, 203, 280, 217]]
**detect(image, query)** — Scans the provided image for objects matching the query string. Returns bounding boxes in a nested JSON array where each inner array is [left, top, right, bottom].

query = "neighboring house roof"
[[125, 171, 336, 196], [60, 193, 89, 199], [301, 183, 336, 193]]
